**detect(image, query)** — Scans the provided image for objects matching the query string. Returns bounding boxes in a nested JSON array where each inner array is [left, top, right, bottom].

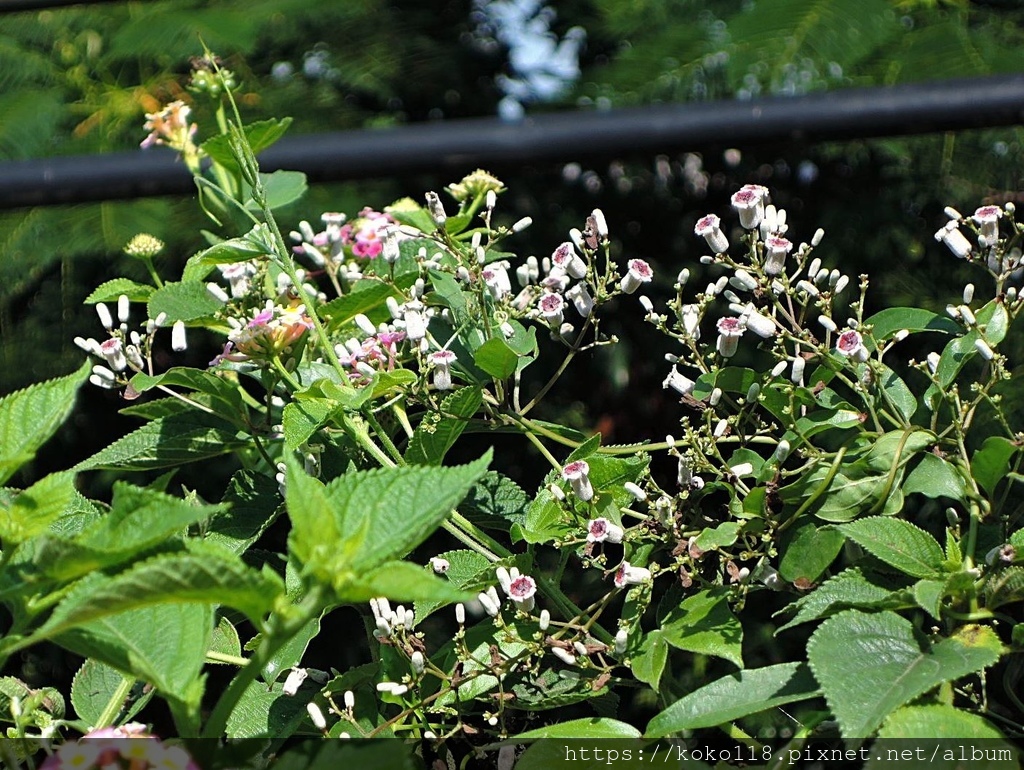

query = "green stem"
[[93, 675, 134, 729], [365, 410, 405, 465], [202, 588, 325, 738], [206, 651, 250, 667], [779, 446, 847, 531]]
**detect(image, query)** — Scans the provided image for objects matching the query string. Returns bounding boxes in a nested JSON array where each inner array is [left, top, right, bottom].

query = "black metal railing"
[[1, 75, 1023, 209]]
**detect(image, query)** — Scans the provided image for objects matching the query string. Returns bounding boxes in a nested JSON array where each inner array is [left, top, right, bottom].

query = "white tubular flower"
[[99, 338, 127, 371], [125, 344, 144, 371], [282, 667, 309, 696], [592, 208, 608, 239], [89, 366, 118, 389], [663, 367, 695, 396], [428, 349, 457, 391], [973, 205, 1003, 246], [771, 360, 788, 377], [552, 647, 577, 666], [681, 304, 701, 339], [402, 300, 428, 341], [834, 275, 850, 294], [117, 294, 130, 324], [537, 292, 565, 327], [538, 608, 550, 631], [773, 440, 791, 462], [354, 313, 377, 337], [623, 481, 647, 501], [959, 305, 976, 326], [477, 590, 500, 617], [796, 280, 819, 297], [206, 282, 229, 303], [926, 352, 941, 373], [424, 191, 447, 226], [730, 269, 758, 292], [495, 566, 513, 594], [306, 703, 327, 731], [96, 303, 114, 330], [694, 213, 729, 254], [763, 235, 793, 276], [482, 262, 513, 299], [790, 356, 806, 384], [715, 316, 746, 358], [613, 561, 652, 588], [430, 556, 450, 574], [171, 320, 187, 351], [411, 651, 425, 674], [587, 517, 624, 544], [455, 603, 466, 624], [74, 336, 102, 356], [613, 629, 628, 655], [548, 483, 565, 501], [963, 283, 975, 304], [741, 306, 776, 338], [565, 282, 594, 317], [975, 338, 995, 361], [550, 242, 588, 279], [934, 221, 972, 259], [562, 460, 594, 502], [731, 184, 768, 229], [512, 217, 533, 233], [836, 329, 868, 362], [818, 315, 838, 332], [619, 258, 653, 294], [709, 387, 722, 406]]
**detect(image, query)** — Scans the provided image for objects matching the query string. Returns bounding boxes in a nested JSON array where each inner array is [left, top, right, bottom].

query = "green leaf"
[[840, 517, 945, 578], [284, 457, 343, 575], [74, 413, 245, 471], [511, 718, 641, 740], [405, 387, 482, 465], [260, 615, 321, 685], [872, 705, 1015, 752], [147, 280, 225, 323], [71, 659, 133, 726], [84, 279, 156, 304], [321, 281, 402, 332], [1, 471, 75, 544], [779, 522, 844, 583], [206, 470, 281, 556], [473, 337, 519, 379], [323, 452, 491, 573], [693, 522, 740, 551], [460, 472, 530, 529], [201, 118, 292, 171], [925, 300, 1009, 410], [56, 602, 212, 710], [877, 364, 917, 422], [864, 308, 960, 349], [807, 610, 1002, 738], [247, 170, 307, 211], [658, 588, 743, 667], [971, 437, 1020, 498], [692, 367, 758, 399], [38, 546, 283, 637], [777, 567, 906, 632], [983, 566, 1024, 610], [521, 488, 569, 544], [904, 454, 968, 503], [0, 361, 89, 485], [912, 578, 949, 620], [182, 223, 275, 281], [646, 662, 820, 736], [342, 560, 473, 604], [209, 615, 242, 664], [630, 629, 668, 689], [282, 399, 335, 451], [38, 483, 226, 582], [129, 368, 245, 421], [225, 679, 311, 739]]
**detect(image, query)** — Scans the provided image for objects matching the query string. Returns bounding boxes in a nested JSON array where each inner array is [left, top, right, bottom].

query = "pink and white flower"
[[973, 205, 1003, 247], [551, 242, 587, 279], [731, 185, 768, 229], [836, 329, 869, 362], [614, 561, 652, 588], [763, 235, 793, 276], [694, 214, 729, 254], [934, 221, 972, 260], [538, 292, 565, 327], [715, 316, 746, 358], [587, 517, 624, 544], [620, 258, 653, 294], [428, 349, 457, 391], [562, 460, 594, 502]]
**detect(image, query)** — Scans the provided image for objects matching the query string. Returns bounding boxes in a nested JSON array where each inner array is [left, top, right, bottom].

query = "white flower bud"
[[771, 360, 788, 377], [975, 338, 995, 360], [539, 609, 550, 631], [455, 603, 466, 624], [411, 651, 425, 674], [959, 305, 976, 326], [117, 295, 130, 323], [834, 276, 849, 294], [623, 481, 646, 500], [811, 228, 825, 247], [512, 217, 532, 233], [963, 283, 975, 304], [613, 628, 628, 655], [552, 647, 577, 666], [171, 320, 187, 351], [306, 702, 327, 731], [344, 690, 355, 709], [96, 303, 113, 330], [926, 352, 941, 373], [818, 315, 837, 332], [790, 357, 805, 384]]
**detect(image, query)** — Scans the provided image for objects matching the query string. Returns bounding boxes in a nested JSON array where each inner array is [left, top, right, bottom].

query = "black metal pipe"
[[2, 74, 1023, 209]]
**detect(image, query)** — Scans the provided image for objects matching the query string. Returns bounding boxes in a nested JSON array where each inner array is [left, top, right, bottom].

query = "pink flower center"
[[562, 460, 589, 479], [628, 259, 652, 279], [540, 294, 563, 312], [837, 330, 862, 353], [508, 575, 536, 600], [694, 214, 719, 234]]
